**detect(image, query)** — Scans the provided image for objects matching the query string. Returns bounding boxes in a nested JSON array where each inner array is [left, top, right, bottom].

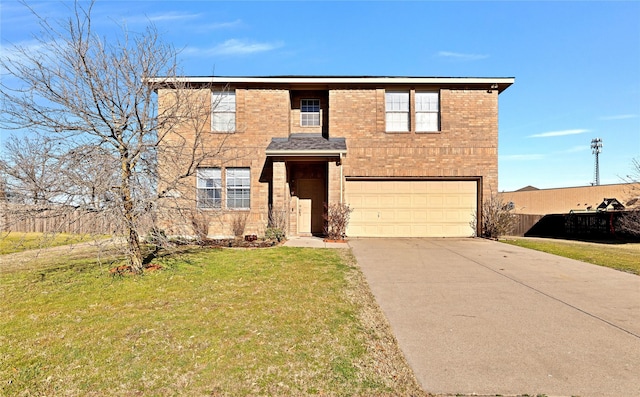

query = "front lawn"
[[501, 238, 640, 275], [0, 232, 100, 255], [0, 245, 424, 396]]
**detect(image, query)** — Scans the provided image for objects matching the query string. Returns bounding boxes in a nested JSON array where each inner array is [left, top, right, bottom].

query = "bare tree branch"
[[0, 1, 224, 272]]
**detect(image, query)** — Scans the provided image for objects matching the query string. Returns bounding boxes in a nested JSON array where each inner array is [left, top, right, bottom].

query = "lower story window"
[[226, 168, 250, 209], [197, 168, 221, 208]]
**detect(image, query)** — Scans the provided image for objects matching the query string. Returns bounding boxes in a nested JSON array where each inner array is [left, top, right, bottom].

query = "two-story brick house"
[[153, 76, 514, 238]]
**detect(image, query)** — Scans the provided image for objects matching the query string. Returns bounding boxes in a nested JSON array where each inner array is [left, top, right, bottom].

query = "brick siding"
[[157, 82, 502, 237]]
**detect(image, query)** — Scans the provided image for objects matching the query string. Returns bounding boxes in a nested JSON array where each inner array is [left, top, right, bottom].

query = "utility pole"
[[591, 138, 603, 186]]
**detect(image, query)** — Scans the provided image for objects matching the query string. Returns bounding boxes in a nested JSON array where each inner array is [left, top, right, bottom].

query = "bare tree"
[[2, 134, 62, 205], [619, 158, 640, 236], [0, 1, 218, 272]]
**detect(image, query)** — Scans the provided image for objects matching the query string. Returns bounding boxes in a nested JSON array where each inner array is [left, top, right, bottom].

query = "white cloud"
[[146, 12, 201, 22], [499, 154, 545, 161], [0, 39, 52, 69], [201, 19, 243, 30], [190, 39, 284, 56], [559, 145, 590, 154], [436, 51, 489, 61], [598, 114, 638, 121], [121, 12, 201, 25], [528, 129, 589, 138]]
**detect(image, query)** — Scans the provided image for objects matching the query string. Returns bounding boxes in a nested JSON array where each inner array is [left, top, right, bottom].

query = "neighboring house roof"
[[515, 185, 539, 192], [597, 198, 625, 211], [148, 75, 515, 93], [266, 134, 347, 157]]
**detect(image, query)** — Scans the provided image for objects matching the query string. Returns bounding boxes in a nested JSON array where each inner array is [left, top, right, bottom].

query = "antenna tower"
[[591, 138, 603, 186]]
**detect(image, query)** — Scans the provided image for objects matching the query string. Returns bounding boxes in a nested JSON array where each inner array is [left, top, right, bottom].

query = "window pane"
[[212, 113, 235, 131], [197, 168, 221, 208], [386, 112, 409, 131], [197, 168, 221, 188], [385, 91, 409, 111], [213, 91, 236, 111], [212, 91, 236, 131], [226, 168, 250, 208], [301, 99, 320, 126], [301, 113, 320, 126], [416, 92, 439, 112], [197, 189, 221, 208], [416, 91, 439, 132], [416, 112, 439, 132], [301, 99, 320, 112]]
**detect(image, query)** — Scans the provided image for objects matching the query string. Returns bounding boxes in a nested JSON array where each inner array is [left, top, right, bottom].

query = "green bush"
[[265, 227, 285, 242]]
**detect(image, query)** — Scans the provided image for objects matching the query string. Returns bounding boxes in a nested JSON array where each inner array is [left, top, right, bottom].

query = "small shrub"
[[324, 203, 353, 240], [189, 211, 209, 241], [231, 212, 249, 237], [471, 192, 516, 239], [265, 227, 285, 242], [265, 205, 287, 241], [268, 205, 288, 231]]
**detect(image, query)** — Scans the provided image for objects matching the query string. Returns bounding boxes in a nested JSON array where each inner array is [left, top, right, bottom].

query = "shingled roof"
[[266, 134, 346, 156]]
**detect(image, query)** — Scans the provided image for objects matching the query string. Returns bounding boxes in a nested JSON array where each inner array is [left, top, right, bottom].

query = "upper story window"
[[385, 91, 409, 132], [300, 99, 320, 126], [212, 90, 236, 132], [415, 91, 439, 132], [385, 90, 440, 133], [196, 168, 222, 209], [226, 168, 250, 209]]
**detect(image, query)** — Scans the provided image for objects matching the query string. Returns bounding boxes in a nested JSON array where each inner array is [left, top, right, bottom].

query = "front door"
[[298, 199, 312, 235], [297, 178, 325, 235]]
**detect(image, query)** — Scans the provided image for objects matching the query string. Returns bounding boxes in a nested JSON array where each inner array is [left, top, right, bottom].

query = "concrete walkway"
[[349, 238, 640, 397], [283, 236, 349, 249]]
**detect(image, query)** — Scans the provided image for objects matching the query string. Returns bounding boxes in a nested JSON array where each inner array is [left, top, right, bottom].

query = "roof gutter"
[[265, 149, 347, 157]]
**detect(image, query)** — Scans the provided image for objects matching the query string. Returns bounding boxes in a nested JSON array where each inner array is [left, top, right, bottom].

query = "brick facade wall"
[[331, 88, 499, 199], [157, 83, 502, 237]]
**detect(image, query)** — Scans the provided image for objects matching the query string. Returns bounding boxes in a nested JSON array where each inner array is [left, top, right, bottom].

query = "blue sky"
[[1, 1, 639, 191]]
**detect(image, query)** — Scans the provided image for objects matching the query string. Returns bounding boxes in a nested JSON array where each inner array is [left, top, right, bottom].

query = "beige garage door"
[[345, 180, 477, 237]]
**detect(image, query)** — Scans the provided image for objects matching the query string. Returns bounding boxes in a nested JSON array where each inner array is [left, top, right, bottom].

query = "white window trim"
[[300, 98, 321, 127], [225, 167, 251, 210], [415, 91, 440, 132], [211, 90, 236, 132], [384, 89, 441, 133], [385, 91, 410, 132], [196, 168, 222, 209]]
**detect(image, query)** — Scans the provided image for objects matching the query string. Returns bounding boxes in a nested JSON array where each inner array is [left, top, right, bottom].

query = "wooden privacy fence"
[[511, 214, 544, 237], [1, 204, 134, 235]]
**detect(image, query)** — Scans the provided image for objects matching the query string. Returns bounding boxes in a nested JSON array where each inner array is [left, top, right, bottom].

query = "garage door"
[[345, 180, 477, 237]]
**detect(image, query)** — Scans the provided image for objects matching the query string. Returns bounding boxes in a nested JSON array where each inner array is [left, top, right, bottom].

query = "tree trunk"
[[126, 221, 144, 273], [120, 147, 144, 273]]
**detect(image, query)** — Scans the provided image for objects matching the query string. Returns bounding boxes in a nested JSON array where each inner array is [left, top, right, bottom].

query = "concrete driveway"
[[348, 238, 640, 397]]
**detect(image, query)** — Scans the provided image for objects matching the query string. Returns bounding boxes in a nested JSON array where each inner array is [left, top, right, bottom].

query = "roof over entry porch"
[[265, 134, 346, 236]]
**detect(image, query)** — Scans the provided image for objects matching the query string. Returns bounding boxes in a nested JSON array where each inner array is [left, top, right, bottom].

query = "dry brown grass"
[[1, 243, 429, 396]]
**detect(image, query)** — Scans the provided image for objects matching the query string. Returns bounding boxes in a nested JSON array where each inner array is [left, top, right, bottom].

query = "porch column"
[[328, 160, 342, 205], [272, 160, 289, 232]]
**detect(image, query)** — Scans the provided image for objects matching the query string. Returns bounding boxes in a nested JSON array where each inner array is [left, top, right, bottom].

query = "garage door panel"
[[427, 197, 445, 207], [396, 195, 413, 206], [346, 180, 477, 238], [397, 210, 416, 221], [411, 211, 428, 221]]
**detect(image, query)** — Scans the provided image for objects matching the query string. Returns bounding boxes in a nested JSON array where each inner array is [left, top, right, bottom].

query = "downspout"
[[340, 153, 344, 204]]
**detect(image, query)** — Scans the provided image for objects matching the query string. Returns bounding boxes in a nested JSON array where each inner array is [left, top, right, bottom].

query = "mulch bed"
[[193, 238, 280, 248], [109, 237, 282, 275]]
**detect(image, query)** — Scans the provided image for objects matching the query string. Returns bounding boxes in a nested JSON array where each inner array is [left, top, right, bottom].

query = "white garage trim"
[[345, 179, 479, 238]]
